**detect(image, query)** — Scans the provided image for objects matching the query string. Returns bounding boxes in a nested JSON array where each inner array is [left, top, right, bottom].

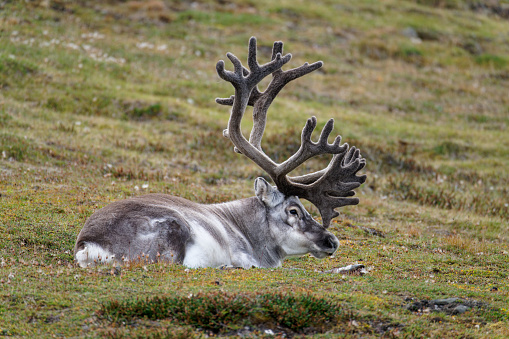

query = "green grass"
[[1, 0, 509, 337]]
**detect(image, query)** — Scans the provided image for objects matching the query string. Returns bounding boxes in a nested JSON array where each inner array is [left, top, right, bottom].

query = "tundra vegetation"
[[0, 0, 508, 337]]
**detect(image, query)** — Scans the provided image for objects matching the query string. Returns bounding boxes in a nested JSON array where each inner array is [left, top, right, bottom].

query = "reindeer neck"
[[209, 197, 284, 267]]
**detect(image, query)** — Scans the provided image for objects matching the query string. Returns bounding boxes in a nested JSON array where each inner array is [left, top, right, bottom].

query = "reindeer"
[[74, 37, 366, 269]]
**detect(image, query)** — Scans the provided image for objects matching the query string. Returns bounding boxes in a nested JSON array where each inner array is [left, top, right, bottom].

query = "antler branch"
[[216, 37, 366, 227], [289, 147, 367, 227]]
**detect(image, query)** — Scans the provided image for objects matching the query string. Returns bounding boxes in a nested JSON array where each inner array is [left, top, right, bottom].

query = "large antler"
[[216, 37, 366, 227]]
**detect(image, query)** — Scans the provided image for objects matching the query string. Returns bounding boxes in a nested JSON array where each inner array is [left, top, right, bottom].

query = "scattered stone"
[[433, 298, 461, 305], [325, 264, 367, 275], [404, 297, 483, 315], [452, 305, 470, 315]]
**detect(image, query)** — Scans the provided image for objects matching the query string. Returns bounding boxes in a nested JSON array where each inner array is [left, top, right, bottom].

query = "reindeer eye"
[[289, 209, 299, 215]]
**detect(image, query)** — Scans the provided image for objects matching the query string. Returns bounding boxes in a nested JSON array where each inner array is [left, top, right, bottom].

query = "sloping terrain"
[[1, 0, 508, 337]]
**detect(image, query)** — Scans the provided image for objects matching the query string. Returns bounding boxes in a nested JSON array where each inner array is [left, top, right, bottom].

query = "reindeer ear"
[[254, 177, 283, 207]]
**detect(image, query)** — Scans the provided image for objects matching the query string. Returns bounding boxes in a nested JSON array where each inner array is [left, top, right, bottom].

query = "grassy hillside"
[[1, 0, 508, 337]]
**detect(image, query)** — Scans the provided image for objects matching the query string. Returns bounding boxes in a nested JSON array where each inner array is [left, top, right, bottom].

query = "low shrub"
[[99, 292, 344, 334]]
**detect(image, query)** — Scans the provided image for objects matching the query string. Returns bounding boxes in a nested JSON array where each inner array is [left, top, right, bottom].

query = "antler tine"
[[216, 67, 263, 106], [215, 95, 235, 106]]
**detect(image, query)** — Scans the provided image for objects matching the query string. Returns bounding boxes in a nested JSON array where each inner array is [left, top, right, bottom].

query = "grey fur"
[[74, 178, 339, 268], [75, 195, 193, 264]]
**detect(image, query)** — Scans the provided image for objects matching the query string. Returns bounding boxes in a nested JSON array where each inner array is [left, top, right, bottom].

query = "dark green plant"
[[475, 54, 508, 69], [0, 56, 38, 78], [258, 293, 341, 331], [99, 292, 343, 334], [124, 103, 163, 120], [0, 133, 33, 161], [100, 293, 252, 332]]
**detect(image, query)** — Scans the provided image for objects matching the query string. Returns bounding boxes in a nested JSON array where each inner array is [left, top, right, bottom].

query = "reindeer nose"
[[327, 235, 339, 252]]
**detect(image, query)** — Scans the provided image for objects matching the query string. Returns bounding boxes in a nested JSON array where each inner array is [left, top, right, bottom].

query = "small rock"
[[326, 264, 366, 275], [402, 27, 418, 39], [452, 305, 470, 315], [432, 298, 460, 305]]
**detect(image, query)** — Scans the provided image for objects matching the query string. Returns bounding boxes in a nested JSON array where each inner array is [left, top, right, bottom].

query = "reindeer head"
[[216, 37, 367, 228], [254, 177, 339, 258]]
